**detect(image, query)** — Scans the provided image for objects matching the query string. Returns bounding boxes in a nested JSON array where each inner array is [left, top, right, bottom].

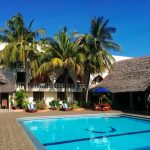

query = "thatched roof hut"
[[0, 74, 15, 93], [94, 56, 150, 93]]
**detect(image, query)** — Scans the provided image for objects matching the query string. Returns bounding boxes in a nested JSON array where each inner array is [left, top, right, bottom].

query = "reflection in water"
[[86, 126, 115, 150], [91, 137, 111, 150], [85, 126, 117, 134], [109, 127, 117, 132], [30, 126, 37, 131], [85, 128, 106, 134]]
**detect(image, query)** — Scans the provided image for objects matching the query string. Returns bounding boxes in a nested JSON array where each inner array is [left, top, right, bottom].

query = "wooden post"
[[8, 94, 12, 111]]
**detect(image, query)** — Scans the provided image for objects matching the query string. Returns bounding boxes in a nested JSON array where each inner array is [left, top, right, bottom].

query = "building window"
[[91, 75, 103, 84], [33, 92, 44, 101], [57, 92, 65, 101], [17, 72, 26, 83]]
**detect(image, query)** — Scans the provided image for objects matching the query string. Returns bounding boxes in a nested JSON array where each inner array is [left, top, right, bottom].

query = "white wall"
[[27, 91, 57, 106], [44, 92, 57, 106], [113, 55, 132, 61], [27, 92, 33, 103], [66, 92, 74, 102], [26, 91, 73, 106]]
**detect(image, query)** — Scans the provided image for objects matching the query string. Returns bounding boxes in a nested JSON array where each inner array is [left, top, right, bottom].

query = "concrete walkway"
[[0, 109, 148, 150]]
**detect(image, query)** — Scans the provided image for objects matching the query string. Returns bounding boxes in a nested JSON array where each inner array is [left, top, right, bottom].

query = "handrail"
[[28, 83, 75, 89], [16, 82, 85, 91]]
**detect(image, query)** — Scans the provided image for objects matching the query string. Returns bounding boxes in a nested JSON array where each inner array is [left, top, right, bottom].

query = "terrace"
[[0, 110, 120, 150], [0, 110, 150, 150]]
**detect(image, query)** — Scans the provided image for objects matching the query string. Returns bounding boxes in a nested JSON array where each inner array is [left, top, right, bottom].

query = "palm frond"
[[28, 19, 34, 30], [50, 58, 63, 68], [102, 40, 121, 51]]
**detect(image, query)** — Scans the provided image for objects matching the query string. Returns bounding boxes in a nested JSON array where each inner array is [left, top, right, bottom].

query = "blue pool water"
[[19, 115, 150, 150]]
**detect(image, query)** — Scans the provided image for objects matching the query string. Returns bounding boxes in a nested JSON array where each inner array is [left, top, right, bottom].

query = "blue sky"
[[0, 0, 150, 57]]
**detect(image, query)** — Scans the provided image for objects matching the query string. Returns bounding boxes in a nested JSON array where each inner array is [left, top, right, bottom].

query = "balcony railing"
[[29, 83, 75, 88], [29, 83, 53, 88], [77, 83, 85, 91], [16, 82, 25, 90], [27, 83, 76, 91], [16, 82, 85, 92]]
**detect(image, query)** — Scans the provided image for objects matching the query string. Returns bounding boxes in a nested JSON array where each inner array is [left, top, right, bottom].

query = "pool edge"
[[17, 113, 150, 150], [17, 119, 46, 150]]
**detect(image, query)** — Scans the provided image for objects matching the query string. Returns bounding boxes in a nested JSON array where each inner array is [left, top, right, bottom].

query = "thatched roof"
[[94, 56, 150, 93], [0, 74, 15, 93]]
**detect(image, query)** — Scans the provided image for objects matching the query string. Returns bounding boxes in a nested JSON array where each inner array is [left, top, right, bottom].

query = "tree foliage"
[[0, 14, 121, 103]]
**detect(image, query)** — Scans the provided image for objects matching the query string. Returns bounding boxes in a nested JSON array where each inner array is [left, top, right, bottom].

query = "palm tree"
[[38, 27, 84, 100], [76, 16, 121, 103], [0, 13, 45, 89]]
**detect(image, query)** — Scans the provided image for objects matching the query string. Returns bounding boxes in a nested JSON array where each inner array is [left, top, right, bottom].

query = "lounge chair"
[[26, 103, 37, 113], [94, 103, 101, 111], [100, 103, 111, 111], [61, 103, 71, 111]]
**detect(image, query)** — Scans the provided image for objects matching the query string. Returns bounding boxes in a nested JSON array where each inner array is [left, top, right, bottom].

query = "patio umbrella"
[[94, 87, 110, 93]]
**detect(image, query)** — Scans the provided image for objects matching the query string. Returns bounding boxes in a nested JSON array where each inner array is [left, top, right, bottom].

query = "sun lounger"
[[61, 103, 71, 111], [26, 103, 37, 112], [94, 103, 111, 111], [94, 103, 101, 111], [100, 103, 111, 111]]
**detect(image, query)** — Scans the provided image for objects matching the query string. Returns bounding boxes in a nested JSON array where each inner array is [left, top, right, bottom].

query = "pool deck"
[[0, 109, 150, 150]]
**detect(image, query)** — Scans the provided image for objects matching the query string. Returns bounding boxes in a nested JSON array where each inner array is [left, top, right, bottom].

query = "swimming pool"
[[18, 114, 150, 150]]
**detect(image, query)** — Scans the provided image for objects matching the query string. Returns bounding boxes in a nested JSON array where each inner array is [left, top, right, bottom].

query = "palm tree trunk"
[[24, 52, 27, 91], [64, 69, 68, 100], [13, 68, 17, 89], [85, 71, 90, 103]]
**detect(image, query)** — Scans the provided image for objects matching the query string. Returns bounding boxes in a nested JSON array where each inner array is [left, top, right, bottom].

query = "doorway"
[[0, 93, 9, 109]]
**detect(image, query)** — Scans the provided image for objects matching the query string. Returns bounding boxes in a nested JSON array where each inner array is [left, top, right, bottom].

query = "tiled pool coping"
[[17, 119, 46, 150]]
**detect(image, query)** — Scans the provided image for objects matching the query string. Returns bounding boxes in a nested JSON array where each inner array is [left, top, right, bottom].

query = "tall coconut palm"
[[76, 17, 121, 103], [0, 13, 45, 89], [38, 27, 84, 100]]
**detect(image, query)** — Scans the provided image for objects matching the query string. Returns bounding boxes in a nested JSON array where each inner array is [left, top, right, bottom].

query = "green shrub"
[[78, 100, 85, 107], [49, 100, 60, 109], [101, 95, 112, 104], [22, 100, 29, 109], [34, 100, 41, 105], [85, 100, 92, 108], [69, 101, 79, 109], [15, 90, 28, 109], [36, 101, 47, 110], [80, 100, 92, 108]]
